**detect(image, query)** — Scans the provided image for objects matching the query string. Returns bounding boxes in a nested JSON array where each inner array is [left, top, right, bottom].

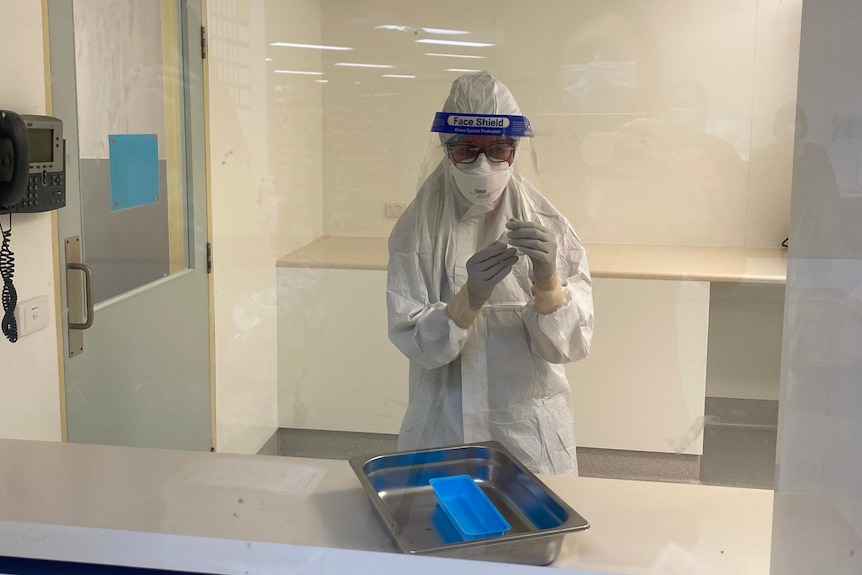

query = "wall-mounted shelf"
[[277, 236, 787, 284]]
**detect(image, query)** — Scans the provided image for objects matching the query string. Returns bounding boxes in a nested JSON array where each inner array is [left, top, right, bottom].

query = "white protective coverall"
[[386, 72, 594, 475]]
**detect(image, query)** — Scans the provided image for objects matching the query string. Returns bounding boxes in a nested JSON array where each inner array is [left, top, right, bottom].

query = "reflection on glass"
[[178, 1, 820, 571], [14, 0, 862, 573]]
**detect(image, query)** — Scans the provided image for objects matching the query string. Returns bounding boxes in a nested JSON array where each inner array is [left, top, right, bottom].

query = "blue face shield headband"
[[431, 113, 534, 138]]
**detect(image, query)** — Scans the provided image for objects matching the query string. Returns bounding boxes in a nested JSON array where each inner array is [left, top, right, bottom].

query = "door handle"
[[65, 235, 91, 357], [67, 262, 94, 330]]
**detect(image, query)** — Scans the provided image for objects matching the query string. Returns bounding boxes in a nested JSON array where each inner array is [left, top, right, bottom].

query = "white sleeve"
[[387, 250, 471, 369], [522, 231, 594, 364]]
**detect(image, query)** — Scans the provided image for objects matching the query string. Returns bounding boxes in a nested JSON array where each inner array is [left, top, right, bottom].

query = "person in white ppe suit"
[[387, 72, 594, 475]]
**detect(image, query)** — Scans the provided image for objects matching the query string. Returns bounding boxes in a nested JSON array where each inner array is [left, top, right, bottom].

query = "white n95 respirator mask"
[[449, 155, 512, 205]]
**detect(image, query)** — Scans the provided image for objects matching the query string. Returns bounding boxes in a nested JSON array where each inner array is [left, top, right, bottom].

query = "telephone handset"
[[0, 110, 66, 214], [0, 111, 29, 209]]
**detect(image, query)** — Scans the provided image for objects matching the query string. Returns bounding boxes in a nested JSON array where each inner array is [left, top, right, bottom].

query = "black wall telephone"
[[0, 110, 66, 342], [0, 110, 66, 214]]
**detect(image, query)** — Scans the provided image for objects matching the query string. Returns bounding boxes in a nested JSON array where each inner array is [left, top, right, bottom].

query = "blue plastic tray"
[[429, 475, 511, 540]]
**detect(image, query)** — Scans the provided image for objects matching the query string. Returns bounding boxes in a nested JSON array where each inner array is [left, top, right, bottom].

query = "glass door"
[[49, 0, 212, 450]]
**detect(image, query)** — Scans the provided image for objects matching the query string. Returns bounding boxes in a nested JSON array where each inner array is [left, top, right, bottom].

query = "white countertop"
[[0, 439, 773, 574], [277, 236, 787, 283]]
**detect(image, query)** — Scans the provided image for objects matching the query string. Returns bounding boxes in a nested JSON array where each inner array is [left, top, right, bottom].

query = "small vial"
[[497, 231, 525, 256]]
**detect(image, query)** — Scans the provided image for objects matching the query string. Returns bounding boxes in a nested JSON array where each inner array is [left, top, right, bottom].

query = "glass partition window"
[[202, 2, 807, 572], [15, 0, 862, 572], [217, 1, 800, 467], [73, 0, 191, 304]]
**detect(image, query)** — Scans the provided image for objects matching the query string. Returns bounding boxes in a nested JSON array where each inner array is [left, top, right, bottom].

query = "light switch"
[[14, 295, 50, 337]]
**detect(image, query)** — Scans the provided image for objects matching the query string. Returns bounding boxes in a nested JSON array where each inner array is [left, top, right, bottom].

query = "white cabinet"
[[569, 278, 709, 454], [277, 268, 709, 455], [277, 268, 409, 434]]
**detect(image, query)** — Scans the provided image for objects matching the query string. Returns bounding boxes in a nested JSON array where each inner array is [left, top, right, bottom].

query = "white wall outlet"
[[384, 202, 407, 218], [13, 295, 50, 337]]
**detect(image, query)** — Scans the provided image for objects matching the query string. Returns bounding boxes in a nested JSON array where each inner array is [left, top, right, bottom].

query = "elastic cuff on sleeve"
[[534, 274, 565, 315], [446, 284, 482, 328]]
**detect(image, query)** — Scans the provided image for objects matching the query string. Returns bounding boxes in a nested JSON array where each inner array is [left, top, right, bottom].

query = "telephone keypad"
[[14, 171, 65, 212]]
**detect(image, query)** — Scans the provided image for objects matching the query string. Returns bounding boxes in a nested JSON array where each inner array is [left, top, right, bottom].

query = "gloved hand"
[[465, 242, 519, 309], [506, 219, 557, 280]]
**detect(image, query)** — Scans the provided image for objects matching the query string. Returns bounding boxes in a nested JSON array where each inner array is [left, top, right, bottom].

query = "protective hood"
[[415, 71, 542, 221]]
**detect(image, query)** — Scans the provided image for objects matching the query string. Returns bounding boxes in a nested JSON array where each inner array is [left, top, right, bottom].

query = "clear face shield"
[[415, 112, 542, 194]]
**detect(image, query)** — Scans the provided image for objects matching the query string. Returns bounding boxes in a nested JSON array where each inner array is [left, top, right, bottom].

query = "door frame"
[[44, 0, 216, 448]]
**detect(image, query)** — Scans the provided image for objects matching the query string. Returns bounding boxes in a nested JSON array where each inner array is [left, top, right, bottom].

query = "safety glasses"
[[446, 141, 517, 164]]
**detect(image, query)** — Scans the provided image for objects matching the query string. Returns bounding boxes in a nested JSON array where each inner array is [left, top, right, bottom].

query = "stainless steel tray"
[[349, 441, 589, 566]]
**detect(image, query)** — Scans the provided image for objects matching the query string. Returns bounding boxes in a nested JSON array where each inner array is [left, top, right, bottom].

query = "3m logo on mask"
[[450, 155, 512, 205]]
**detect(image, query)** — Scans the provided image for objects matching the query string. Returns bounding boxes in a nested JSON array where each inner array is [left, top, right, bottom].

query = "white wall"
[[314, 0, 802, 249], [206, 0, 323, 453], [263, 0, 325, 257], [770, 1, 862, 572], [0, 1, 62, 441]]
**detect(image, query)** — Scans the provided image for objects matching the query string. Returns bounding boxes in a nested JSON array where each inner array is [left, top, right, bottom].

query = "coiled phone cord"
[[1, 215, 17, 343]]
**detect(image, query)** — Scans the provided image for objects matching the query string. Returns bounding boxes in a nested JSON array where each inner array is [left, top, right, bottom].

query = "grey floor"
[[700, 397, 778, 489], [268, 397, 777, 489]]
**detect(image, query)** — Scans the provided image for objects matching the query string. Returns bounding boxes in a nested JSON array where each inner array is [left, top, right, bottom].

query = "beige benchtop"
[[277, 236, 788, 283], [0, 439, 773, 574]]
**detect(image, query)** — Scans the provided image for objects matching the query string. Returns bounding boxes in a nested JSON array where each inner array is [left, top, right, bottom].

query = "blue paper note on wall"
[[109, 134, 160, 211]]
